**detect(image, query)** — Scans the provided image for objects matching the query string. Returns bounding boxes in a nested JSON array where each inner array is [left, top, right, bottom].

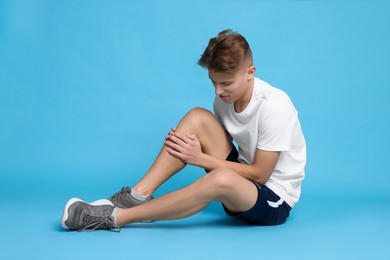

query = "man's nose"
[[215, 85, 223, 95]]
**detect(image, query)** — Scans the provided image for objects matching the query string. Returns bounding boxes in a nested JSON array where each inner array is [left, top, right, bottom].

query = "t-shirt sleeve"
[[257, 100, 297, 152]]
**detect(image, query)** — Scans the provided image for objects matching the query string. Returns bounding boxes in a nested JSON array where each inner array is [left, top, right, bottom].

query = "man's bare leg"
[[132, 107, 232, 196], [116, 168, 258, 226]]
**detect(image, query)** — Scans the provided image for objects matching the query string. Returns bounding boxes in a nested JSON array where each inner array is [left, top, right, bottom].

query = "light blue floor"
[[1, 0, 390, 259], [1, 191, 389, 259]]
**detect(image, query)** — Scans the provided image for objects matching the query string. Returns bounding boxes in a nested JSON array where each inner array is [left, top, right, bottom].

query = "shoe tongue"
[[122, 186, 132, 193]]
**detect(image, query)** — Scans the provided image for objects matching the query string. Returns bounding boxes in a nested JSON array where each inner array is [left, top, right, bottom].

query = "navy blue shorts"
[[209, 146, 292, 226]]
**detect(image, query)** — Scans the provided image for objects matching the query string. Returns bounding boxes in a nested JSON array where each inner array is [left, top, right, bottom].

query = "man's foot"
[[62, 198, 120, 232], [108, 186, 153, 208]]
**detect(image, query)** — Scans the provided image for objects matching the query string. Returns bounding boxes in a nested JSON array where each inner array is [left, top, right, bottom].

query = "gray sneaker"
[[108, 186, 153, 208], [61, 198, 120, 232]]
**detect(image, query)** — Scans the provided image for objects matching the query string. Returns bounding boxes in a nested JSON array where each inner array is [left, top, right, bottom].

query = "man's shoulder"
[[254, 78, 292, 107], [253, 79, 296, 122], [255, 78, 288, 98]]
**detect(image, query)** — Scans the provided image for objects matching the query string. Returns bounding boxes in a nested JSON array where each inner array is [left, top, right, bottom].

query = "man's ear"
[[247, 65, 256, 80]]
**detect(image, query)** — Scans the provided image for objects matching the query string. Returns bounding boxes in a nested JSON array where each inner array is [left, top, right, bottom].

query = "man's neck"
[[234, 79, 254, 113]]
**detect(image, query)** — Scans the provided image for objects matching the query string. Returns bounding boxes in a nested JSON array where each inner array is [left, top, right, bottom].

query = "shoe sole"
[[61, 198, 114, 229]]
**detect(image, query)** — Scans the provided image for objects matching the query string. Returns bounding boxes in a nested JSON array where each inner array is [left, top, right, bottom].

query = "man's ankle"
[[132, 186, 153, 197], [130, 189, 149, 201]]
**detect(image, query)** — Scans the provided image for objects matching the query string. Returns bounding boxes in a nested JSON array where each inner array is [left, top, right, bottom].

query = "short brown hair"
[[198, 29, 252, 72]]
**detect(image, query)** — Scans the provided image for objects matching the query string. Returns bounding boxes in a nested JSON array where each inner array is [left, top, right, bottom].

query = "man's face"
[[208, 67, 252, 104]]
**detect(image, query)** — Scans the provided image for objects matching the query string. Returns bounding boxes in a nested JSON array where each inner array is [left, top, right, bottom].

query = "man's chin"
[[219, 96, 233, 103], [222, 99, 234, 104]]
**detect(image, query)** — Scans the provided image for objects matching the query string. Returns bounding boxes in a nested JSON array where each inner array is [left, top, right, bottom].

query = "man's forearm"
[[196, 153, 269, 185]]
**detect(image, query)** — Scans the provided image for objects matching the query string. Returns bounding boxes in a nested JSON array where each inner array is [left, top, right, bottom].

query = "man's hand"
[[164, 129, 203, 166]]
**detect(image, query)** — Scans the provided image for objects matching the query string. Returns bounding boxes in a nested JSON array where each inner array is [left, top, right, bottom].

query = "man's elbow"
[[252, 176, 268, 185], [251, 170, 271, 185]]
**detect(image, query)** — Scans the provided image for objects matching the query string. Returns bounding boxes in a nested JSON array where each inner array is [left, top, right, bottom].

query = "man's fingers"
[[168, 132, 189, 145], [172, 132, 193, 144], [185, 133, 197, 141], [165, 139, 183, 152], [165, 147, 184, 161]]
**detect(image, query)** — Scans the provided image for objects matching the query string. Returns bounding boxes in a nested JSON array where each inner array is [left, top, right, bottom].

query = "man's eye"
[[222, 82, 232, 86]]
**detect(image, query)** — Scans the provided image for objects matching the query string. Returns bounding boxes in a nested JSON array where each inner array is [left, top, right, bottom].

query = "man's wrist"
[[195, 153, 211, 169], [196, 153, 221, 171]]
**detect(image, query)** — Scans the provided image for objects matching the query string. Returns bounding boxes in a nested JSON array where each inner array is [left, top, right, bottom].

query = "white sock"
[[111, 207, 117, 223], [131, 189, 148, 201]]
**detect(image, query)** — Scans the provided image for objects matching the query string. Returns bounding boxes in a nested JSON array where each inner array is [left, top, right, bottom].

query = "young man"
[[61, 29, 306, 231]]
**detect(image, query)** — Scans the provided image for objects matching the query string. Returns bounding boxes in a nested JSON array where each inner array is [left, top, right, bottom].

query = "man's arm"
[[165, 132, 279, 185], [198, 148, 279, 185]]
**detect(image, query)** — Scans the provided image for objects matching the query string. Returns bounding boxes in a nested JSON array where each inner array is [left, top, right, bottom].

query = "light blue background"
[[1, 0, 389, 259]]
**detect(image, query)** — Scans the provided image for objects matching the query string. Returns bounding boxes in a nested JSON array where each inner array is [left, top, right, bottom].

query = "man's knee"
[[201, 168, 238, 199], [188, 107, 212, 116], [184, 107, 215, 127]]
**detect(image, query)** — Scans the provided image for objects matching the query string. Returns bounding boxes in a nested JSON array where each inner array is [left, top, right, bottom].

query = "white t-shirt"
[[213, 77, 306, 208]]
